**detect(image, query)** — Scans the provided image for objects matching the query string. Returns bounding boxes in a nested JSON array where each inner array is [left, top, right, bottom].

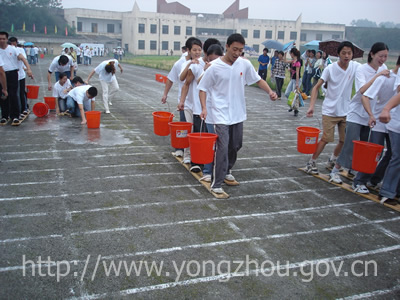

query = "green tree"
[[350, 19, 377, 28], [1, 0, 62, 8]]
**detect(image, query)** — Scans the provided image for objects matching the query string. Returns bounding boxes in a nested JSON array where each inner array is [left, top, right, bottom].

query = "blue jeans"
[[202, 123, 215, 175], [66, 96, 80, 117], [353, 131, 391, 186], [380, 130, 400, 199], [58, 97, 67, 112]]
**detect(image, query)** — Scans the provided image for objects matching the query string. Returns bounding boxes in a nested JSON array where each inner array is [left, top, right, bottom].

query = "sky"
[[62, 0, 399, 26]]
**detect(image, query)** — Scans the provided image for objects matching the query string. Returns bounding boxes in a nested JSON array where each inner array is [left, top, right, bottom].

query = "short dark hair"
[[187, 38, 202, 50], [71, 76, 84, 85], [206, 44, 224, 57], [263, 48, 268, 52], [368, 42, 389, 63], [185, 37, 197, 49], [87, 87, 97, 98], [396, 55, 400, 66], [0, 31, 9, 39], [226, 33, 245, 47], [203, 38, 221, 53], [310, 49, 316, 56], [181, 46, 187, 51], [58, 55, 69, 66], [58, 72, 67, 80], [337, 41, 355, 56], [278, 51, 285, 56], [8, 36, 17, 43]]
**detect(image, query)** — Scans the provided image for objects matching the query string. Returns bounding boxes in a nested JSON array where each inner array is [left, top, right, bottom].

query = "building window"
[[91, 23, 98, 33], [138, 40, 145, 50], [186, 26, 192, 35], [77, 22, 82, 32], [107, 24, 115, 33], [253, 30, 260, 39], [174, 26, 180, 35], [316, 33, 323, 41], [290, 31, 297, 40], [332, 34, 340, 39], [173, 42, 180, 51], [125, 44, 129, 51], [138, 23, 145, 33], [253, 45, 259, 53], [150, 40, 157, 50], [265, 30, 272, 39], [151, 24, 157, 34], [300, 33, 307, 41], [162, 41, 169, 50], [277, 31, 284, 40], [241, 29, 248, 38], [162, 25, 169, 34]]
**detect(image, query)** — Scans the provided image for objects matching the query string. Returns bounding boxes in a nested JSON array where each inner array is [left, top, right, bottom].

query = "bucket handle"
[[300, 115, 321, 129]]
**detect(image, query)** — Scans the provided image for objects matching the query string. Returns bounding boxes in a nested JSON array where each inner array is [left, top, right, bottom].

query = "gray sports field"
[[0, 56, 399, 299]]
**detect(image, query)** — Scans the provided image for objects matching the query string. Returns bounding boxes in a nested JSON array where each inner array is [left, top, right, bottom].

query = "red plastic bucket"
[[44, 97, 56, 109], [85, 111, 101, 129], [32, 102, 49, 117], [155, 74, 167, 83], [188, 133, 218, 164], [296, 126, 321, 154], [152, 111, 174, 136], [169, 122, 192, 148], [26, 85, 40, 99], [352, 141, 384, 174]]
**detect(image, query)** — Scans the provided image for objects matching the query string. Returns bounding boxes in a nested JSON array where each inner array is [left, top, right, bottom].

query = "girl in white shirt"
[[52, 72, 72, 115]]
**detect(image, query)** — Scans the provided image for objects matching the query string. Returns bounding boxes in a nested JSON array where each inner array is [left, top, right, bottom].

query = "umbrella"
[[244, 45, 255, 52], [61, 42, 78, 49], [24, 42, 34, 46], [319, 39, 364, 58], [282, 41, 295, 52], [304, 40, 320, 51], [261, 40, 283, 51]]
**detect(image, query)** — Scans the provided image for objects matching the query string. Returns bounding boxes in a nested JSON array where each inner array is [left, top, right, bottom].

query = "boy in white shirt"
[[47, 55, 74, 91], [53, 72, 72, 115], [198, 33, 277, 194], [305, 41, 360, 175], [66, 85, 97, 125]]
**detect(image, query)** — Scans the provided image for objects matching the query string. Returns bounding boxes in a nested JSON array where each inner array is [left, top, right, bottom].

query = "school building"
[[63, 0, 345, 55]]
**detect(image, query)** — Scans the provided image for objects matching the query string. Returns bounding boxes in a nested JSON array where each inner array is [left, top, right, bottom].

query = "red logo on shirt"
[[240, 72, 243, 76]]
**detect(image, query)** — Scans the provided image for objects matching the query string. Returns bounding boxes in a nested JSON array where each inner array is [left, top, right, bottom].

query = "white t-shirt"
[[94, 59, 119, 82], [364, 71, 397, 133], [197, 57, 261, 125], [394, 71, 400, 92], [167, 54, 188, 103], [180, 58, 205, 114], [320, 60, 360, 117], [68, 85, 95, 105], [0, 55, 4, 67], [0, 45, 20, 72], [48, 55, 74, 73], [387, 106, 400, 134], [14, 47, 26, 80], [347, 63, 388, 126], [52, 79, 72, 99]]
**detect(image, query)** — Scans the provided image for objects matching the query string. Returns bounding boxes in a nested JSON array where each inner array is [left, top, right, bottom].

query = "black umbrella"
[[319, 39, 364, 58]]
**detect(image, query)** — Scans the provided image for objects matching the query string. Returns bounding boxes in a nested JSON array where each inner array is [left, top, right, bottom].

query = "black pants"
[[0, 70, 19, 119], [18, 78, 27, 113], [258, 69, 267, 81], [275, 77, 284, 98]]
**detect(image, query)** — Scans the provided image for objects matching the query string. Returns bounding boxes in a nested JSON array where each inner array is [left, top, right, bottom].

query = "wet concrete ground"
[[0, 56, 399, 299]]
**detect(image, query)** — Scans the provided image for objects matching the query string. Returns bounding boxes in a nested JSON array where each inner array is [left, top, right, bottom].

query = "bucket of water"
[[44, 97, 56, 109], [296, 126, 321, 154], [352, 141, 384, 174], [152, 111, 174, 136], [188, 133, 218, 164], [26, 85, 40, 99], [169, 122, 192, 148], [85, 111, 101, 129], [32, 102, 49, 117]]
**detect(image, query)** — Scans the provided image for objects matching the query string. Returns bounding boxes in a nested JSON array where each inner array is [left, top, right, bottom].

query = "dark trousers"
[[258, 69, 267, 81], [275, 77, 284, 98], [0, 70, 19, 119], [18, 78, 27, 113]]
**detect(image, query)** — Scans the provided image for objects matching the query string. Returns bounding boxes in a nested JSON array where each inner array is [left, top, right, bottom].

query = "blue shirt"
[[258, 54, 269, 70]]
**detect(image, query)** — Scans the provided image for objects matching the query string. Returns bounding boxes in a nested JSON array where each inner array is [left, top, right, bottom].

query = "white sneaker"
[[183, 157, 190, 164], [200, 174, 211, 182], [225, 173, 235, 181], [352, 184, 369, 194], [329, 172, 342, 184], [108, 102, 112, 106], [211, 187, 225, 194], [174, 150, 183, 157], [105, 110, 110, 114]]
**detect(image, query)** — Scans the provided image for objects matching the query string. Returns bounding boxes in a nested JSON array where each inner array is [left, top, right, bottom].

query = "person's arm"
[[161, 79, 173, 103], [86, 69, 96, 84], [18, 54, 33, 79], [199, 90, 207, 120], [379, 93, 400, 124], [359, 69, 390, 95], [178, 70, 194, 110], [361, 95, 376, 127], [179, 61, 194, 81], [91, 100, 95, 111], [295, 65, 300, 89], [256, 79, 277, 100], [0, 67, 7, 98], [118, 63, 123, 73], [78, 104, 86, 124], [307, 79, 325, 117], [47, 71, 53, 91], [69, 65, 74, 80]]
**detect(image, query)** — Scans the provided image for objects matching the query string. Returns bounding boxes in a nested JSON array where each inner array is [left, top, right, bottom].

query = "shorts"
[[321, 115, 346, 143]]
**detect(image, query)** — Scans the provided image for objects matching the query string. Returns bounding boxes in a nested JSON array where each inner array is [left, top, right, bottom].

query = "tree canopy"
[[1, 0, 62, 8]]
